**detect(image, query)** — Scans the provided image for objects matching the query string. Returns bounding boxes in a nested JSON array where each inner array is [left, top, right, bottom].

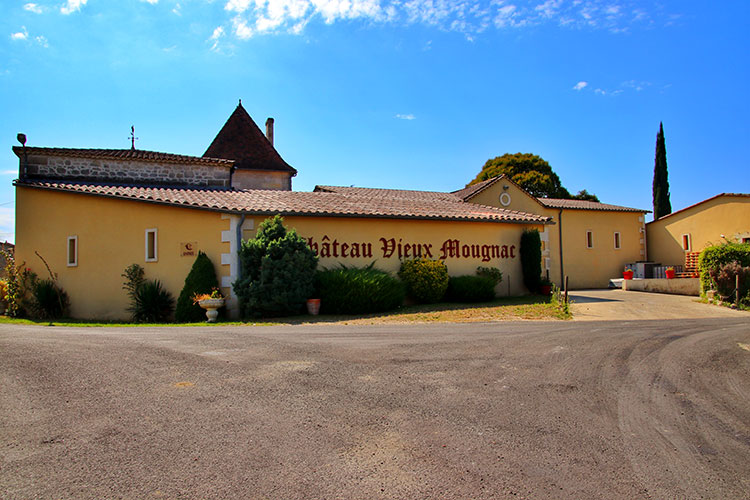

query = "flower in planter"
[[192, 288, 224, 304], [666, 266, 675, 272]]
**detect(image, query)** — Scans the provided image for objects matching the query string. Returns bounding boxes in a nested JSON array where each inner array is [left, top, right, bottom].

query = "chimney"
[[265, 117, 274, 146]]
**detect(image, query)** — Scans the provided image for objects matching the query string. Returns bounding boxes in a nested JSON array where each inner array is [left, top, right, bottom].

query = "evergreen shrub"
[[520, 229, 542, 293], [233, 215, 318, 318], [176, 251, 220, 322], [398, 258, 449, 304], [446, 275, 496, 302], [316, 263, 405, 314], [698, 243, 750, 292]]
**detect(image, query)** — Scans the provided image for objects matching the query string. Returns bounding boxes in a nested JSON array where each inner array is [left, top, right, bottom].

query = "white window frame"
[[145, 228, 158, 262], [613, 232, 621, 250], [586, 230, 594, 249], [682, 233, 692, 252], [67, 235, 78, 267]]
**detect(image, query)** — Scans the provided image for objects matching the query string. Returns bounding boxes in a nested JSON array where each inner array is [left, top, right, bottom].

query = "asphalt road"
[[2, 317, 750, 499]]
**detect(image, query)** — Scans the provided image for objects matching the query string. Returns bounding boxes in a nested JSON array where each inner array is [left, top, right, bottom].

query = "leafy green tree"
[[468, 153, 601, 201], [175, 251, 220, 322], [571, 189, 600, 202], [652, 122, 672, 219], [233, 215, 318, 318]]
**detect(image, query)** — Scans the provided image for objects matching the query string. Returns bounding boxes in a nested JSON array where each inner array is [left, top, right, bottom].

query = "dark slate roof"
[[538, 198, 648, 212], [203, 103, 297, 174], [17, 180, 553, 224], [12, 146, 232, 166]]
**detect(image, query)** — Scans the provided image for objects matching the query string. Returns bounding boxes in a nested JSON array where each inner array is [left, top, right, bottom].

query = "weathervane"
[[129, 126, 139, 150]]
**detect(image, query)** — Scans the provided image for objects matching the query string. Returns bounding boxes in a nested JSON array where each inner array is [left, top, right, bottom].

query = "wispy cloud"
[[214, 0, 660, 39], [208, 25, 225, 51], [172, 3, 182, 15], [23, 3, 43, 14], [141, 0, 159, 4], [573, 81, 587, 91], [395, 113, 416, 120], [35, 35, 48, 47], [60, 0, 88, 15], [1, 170, 18, 176], [574, 78, 652, 96], [10, 27, 28, 41]]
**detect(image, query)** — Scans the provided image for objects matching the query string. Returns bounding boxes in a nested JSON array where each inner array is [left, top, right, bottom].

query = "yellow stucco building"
[[647, 193, 750, 268], [12, 104, 649, 320]]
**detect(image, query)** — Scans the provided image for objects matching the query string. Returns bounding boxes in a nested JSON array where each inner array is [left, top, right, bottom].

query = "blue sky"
[[1, 0, 748, 243]]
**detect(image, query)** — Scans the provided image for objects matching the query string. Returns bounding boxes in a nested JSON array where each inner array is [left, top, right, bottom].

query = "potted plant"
[[622, 267, 634, 280], [306, 298, 321, 315], [539, 277, 553, 296], [192, 288, 225, 323], [665, 266, 675, 279]]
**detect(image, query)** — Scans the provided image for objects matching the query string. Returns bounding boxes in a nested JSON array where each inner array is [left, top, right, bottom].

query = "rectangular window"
[[614, 232, 621, 250], [682, 233, 692, 251], [145, 229, 158, 262], [586, 231, 594, 249], [67, 236, 78, 267], [743, 237, 750, 244]]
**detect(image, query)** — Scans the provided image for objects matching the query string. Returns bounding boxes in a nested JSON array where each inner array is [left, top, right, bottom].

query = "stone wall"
[[622, 278, 700, 296], [24, 154, 232, 188], [232, 169, 292, 191]]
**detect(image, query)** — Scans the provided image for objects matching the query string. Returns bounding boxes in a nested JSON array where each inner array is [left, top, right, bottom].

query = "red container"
[[665, 269, 675, 279], [306, 299, 321, 315], [539, 284, 552, 296], [623, 270, 634, 280]]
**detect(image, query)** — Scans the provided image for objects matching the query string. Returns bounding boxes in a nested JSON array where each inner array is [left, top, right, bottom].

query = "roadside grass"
[[0, 295, 569, 327]]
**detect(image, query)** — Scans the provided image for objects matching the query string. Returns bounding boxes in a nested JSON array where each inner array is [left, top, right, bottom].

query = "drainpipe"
[[558, 208, 564, 288]]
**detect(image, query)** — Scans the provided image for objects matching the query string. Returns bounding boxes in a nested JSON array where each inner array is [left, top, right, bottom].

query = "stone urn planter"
[[198, 298, 225, 323]]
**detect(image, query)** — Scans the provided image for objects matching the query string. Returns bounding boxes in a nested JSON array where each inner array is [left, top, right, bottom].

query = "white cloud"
[[23, 3, 43, 14], [11, 27, 28, 41], [35, 35, 49, 47], [572, 81, 587, 91], [208, 25, 225, 50], [142, 0, 159, 4], [210, 0, 659, 40], [1, 170, 18, 175], [395, 113, 416, 120], [172, 2, 182, 15], [60, 0, 88, 15]]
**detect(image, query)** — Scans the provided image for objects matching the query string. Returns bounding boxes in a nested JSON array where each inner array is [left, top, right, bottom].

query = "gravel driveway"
[[2, 312, 749, 499]]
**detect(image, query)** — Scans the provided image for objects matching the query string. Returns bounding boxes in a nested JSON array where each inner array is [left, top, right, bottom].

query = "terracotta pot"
[[623, 270, 634, 280], [198, 298, 225, 323], [306, 298, 321, 316], [539, 284, 552, 296]]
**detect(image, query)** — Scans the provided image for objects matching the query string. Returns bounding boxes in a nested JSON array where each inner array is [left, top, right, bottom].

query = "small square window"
[[145, 229, 158, 262], [67, 236, 78, 267], [614, 232, 621, 250], [742, 237, 750, 244], [682, 233, 692, 251], [586, 231, 594, 249]]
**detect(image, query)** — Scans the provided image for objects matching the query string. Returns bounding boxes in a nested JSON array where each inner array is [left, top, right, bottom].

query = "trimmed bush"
[[31, 278, 69, 319], [176, 252, 220, 322], [131, 280, 174, 323], [447, 275, 496, 303], [699, 242, 750, 292], [233, 215, 318, 318], [317, 263, 405, 314], [520, 229, 542, 293], [398, 258, 449, 304], [476, 266, 503, 286]]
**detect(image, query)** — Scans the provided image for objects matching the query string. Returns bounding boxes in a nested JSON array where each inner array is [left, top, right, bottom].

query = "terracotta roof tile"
[[451, 177, 500, 201], [12, 146, 232, 166], [203, 103, 296, 174], [17, 180, 553, 224], [538, 198, 647, 212], [315, 185, 459, 202]]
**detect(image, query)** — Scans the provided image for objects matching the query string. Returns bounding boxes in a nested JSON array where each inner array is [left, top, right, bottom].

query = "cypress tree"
[[175, 251, 220, 322], [652, 122, 672, 219]]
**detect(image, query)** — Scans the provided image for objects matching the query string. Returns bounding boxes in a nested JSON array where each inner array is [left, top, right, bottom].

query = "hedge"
[[317, 264, 405, 314], [446, 275, 496, 302], [398, 258, 449, 304]]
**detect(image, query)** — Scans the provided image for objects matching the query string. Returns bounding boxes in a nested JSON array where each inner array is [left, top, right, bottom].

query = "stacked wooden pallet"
[[676, 251, 701, 278]]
